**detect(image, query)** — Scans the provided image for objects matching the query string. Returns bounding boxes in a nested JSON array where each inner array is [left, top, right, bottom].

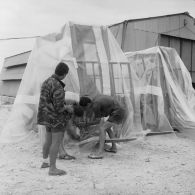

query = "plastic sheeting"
[[125, 46, 195, 133], [0, 22, 80, 143], [0, 21, 194, 143]]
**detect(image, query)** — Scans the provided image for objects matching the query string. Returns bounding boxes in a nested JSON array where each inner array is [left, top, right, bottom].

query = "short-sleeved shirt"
[[90, 95, 125, 124]]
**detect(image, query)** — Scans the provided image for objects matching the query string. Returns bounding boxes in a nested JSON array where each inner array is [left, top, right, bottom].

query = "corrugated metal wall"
[[0, 51, 30, 97], [160, 34, 195, 82], [109, 13, 195, 83], [0, 80, 21, 97]]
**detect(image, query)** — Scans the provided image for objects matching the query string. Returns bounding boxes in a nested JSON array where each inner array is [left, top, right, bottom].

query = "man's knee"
[[102, 121, 113, 130], [52, 132, 64, 144]]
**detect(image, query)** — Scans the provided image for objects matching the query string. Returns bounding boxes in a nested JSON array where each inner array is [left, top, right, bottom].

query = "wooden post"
[[105, 137, 137, 143]]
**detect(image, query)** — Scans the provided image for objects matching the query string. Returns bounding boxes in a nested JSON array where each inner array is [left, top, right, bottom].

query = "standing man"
[[37, 62, 72, 176]]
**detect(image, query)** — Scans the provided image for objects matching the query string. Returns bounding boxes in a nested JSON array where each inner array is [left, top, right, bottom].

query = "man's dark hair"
[[79, 96, 92, 107], [73, 104, 84, 117], [55, 62, 69, 76]]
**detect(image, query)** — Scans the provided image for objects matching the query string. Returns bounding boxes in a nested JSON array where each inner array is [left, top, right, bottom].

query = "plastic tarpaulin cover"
[[0, 23, 80, 143], [126, 46, 195, 133], [1, 21, 195, 143]]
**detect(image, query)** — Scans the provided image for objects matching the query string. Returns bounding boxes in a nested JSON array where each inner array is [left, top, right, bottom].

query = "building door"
[[160, 34, 195, 86]]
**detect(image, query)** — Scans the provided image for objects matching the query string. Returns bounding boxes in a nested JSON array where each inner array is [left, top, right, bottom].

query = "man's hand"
[[64, 105, 73, 114]]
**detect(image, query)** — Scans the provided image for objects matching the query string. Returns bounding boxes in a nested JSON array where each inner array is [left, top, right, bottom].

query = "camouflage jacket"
[[37, 74, 71, 128]]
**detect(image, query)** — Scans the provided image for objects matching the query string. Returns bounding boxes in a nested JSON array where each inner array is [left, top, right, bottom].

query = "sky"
[[0, 0, 195, 71]]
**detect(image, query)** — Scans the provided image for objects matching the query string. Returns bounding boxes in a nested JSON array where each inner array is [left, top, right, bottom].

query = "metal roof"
[[5, 50, 31, 60], [109, 12, 194, 27]]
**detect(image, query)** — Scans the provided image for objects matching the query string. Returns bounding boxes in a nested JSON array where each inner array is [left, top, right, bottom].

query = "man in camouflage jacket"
[[37, 62, 72, 176], [37, 74, 71, 128]]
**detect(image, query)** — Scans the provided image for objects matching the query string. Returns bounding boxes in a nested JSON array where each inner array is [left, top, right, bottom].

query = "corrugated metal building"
[[109, 12, 195, 83], [0, 51, 31, 97], [0, 12, 195, 98]]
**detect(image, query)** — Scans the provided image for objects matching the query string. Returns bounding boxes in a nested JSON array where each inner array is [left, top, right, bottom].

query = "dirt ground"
[[0, 105, 195, 195]]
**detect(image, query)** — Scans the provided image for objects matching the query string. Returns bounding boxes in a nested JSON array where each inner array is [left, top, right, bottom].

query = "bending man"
[[79, 95, 126, 159]]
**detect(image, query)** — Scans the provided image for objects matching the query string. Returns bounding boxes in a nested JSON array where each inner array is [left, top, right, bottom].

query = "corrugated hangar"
[[109, 12, 195, 82], [0, 12, 195, 98]]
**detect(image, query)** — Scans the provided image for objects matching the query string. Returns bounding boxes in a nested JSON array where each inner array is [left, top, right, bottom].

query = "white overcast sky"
[[0, 0, 195, 70]]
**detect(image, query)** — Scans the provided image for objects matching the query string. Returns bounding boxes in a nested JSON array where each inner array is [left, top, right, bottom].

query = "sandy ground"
[[0, 105, 195, 195]]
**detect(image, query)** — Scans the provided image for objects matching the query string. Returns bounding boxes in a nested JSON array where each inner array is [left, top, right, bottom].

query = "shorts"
[[46, 124, 65, 133], [107, 107, 126, 124]]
